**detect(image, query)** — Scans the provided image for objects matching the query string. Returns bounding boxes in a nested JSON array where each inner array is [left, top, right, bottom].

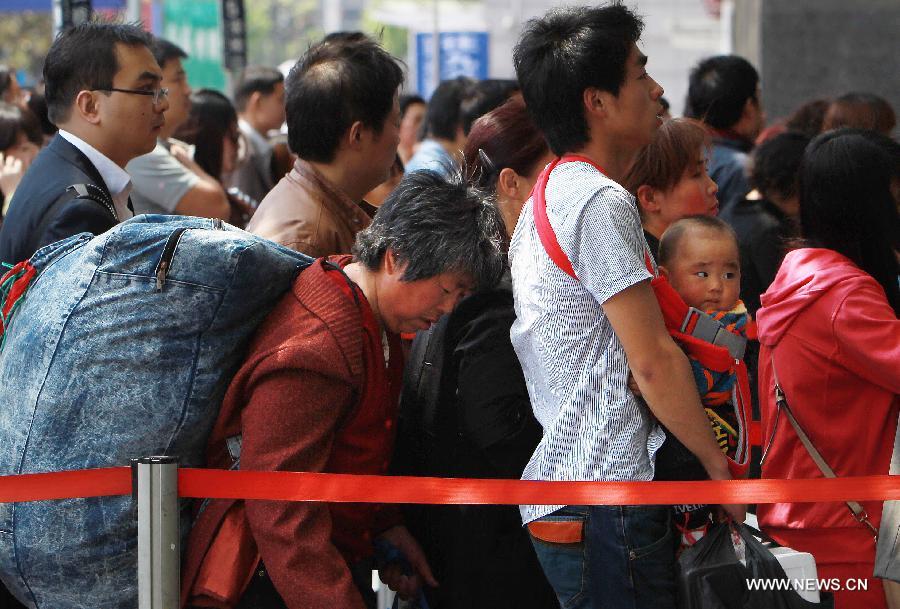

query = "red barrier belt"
[[2, 468, 898, 506], [177, 470, 900, 506], [0, 467, 131, 503]]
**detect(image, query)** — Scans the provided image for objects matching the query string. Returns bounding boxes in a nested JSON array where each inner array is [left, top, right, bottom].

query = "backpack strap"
[[680, 307, 748, 360], [532, 157, 577, 279]]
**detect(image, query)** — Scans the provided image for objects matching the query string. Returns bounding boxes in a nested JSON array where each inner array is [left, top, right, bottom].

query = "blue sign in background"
[[416, 32, 489, 99]]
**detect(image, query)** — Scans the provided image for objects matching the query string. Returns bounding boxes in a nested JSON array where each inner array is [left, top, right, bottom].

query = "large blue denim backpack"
[[0, 215, 313, 609]]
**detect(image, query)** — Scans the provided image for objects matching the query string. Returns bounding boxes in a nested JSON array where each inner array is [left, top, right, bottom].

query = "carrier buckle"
[[680, 307, 747, 360]]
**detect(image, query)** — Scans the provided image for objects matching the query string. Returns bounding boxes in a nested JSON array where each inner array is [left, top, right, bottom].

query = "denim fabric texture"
[[529, 505, 678, 609], [0, 215, 312, 608]]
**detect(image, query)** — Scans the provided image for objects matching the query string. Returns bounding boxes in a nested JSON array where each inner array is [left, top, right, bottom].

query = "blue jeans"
[[529, 505, 677, 609]]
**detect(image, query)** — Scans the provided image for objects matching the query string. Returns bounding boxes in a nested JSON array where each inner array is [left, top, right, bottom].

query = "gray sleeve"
[[552, 171, 651, 305], [126, 145, 201, 215]]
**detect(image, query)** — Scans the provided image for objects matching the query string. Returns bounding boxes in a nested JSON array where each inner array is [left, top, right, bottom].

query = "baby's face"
[[663, 228, 741, 312]]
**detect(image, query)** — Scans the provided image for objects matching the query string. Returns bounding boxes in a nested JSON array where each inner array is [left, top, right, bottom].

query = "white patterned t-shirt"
[[508, 160, 666, 525]]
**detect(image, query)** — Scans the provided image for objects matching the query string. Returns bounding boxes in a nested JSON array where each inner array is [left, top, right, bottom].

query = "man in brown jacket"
[[246, 33, 404, 256]]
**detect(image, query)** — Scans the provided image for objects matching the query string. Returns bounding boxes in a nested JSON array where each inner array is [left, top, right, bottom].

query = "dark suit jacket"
[[719, 196, 797, 316], [0, 134, 117, 265]]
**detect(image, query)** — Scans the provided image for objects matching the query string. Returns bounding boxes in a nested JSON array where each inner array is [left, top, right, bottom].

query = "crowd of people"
[[0, 3, 897, 609]]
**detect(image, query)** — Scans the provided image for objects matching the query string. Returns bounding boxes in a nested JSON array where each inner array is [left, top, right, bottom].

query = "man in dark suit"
[[0, 23, 167, 265]]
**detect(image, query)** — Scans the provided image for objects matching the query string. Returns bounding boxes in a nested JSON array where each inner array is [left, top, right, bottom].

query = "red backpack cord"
[[0, 260, 37, 349]]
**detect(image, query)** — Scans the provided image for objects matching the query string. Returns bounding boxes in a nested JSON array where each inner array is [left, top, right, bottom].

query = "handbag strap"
[[766, 350, 878, 539], [33, 183, 117, 245]]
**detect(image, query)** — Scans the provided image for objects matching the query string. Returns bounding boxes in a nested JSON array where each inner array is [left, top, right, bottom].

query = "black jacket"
[[395, 272, 557, 609], [720, 196, 797, 316], [720, 196, 796, 432], [0, 134, 118, 265]]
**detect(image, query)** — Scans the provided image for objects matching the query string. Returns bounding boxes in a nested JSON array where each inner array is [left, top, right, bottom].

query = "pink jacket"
[[756, 248, 899, 597]]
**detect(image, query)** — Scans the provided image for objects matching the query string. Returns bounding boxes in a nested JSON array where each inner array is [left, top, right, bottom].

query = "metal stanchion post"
[[136, 456, 180, 609]]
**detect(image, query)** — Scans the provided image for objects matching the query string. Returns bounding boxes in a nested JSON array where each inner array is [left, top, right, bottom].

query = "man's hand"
[[169, 143, 207, 177], [704, 460, 747, 523], [0, 152, 26, 197], [714, 504, 747, 523], [375, 525, 438, 600]]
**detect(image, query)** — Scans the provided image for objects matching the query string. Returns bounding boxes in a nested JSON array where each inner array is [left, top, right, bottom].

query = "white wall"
[[484, 0, 727, 116], [371, 0, 727, 115]]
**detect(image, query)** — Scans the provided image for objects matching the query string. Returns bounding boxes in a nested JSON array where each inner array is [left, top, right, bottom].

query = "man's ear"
[[247, 91, 263, 111], [740, 97, 756, 122], [583, 87, 608, 120], [497, 167, 521, 201], [636, 184, 660, 214], [657, 264, 670, 278], [736, 96, 761, 134], [75, 90, 102, 125], [347, 120, 365, 150]]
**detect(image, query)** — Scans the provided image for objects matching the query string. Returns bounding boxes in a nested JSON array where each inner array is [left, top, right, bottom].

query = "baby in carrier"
[[654, 215, 752, 549]]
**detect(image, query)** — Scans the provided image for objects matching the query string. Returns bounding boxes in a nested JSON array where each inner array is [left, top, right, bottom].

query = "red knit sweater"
[[182, 256, 403, 609]]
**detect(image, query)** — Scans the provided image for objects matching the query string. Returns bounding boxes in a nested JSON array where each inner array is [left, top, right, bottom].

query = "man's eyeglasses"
[[93, 87, 169, 105]]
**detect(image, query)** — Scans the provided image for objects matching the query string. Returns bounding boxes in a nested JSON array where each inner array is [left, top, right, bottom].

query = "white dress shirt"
[[58, 130, 133, 221]]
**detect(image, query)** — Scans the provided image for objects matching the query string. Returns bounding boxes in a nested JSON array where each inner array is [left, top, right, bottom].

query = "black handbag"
[[678, 522, 834, 609]]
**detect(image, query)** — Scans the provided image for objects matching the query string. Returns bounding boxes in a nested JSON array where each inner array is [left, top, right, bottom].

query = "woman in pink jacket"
[[756, 128, 900, 609]]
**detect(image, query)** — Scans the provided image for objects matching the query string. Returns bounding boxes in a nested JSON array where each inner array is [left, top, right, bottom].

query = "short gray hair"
[[353, 169, 505, 290]]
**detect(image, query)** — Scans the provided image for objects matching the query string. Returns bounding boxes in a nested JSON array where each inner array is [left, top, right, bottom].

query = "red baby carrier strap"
[[530, 156, 750, 478], [531, 155, 610, 281]]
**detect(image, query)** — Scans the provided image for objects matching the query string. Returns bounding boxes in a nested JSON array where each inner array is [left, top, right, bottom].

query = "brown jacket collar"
[[290, 159, 360, 218], [247, 159, 372, 257]]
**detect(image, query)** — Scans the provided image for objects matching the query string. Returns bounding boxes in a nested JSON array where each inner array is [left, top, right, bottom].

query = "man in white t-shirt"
[[127, 39, 229, 220], [510, 6, 745, 608]]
